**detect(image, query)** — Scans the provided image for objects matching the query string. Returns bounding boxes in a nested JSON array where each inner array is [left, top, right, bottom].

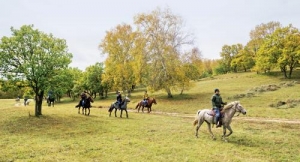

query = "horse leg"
[[114, 108, 117, 117], [206, 122, 216, 140], [125, 109, 128, 118], [87, 108, 90, 116], [222, 125, 233, 142], [195, 118, 204, 138], [142, 106, 144, 113], [78, 107, 80, 114], [120, 110, 123, 118]]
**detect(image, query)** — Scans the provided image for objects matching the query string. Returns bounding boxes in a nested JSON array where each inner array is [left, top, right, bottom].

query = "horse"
[[193, 101, 247, 142], [135, 97, 157, 113], [108, 96, 130, 118], [76, 96, 94, 116], [47, 97, 55, 107]]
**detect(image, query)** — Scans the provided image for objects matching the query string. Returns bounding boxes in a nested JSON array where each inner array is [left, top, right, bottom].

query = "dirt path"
[[129, 109, 300, 124]]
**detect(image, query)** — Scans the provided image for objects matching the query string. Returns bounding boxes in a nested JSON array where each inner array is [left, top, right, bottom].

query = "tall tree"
[[248, 21, 282, 71], [100, 24, 136, 95], [84, 62, 105, 98], [220, 44, 243, 73], [0, 25, 72, 116], [134, 8, 194, 97], [257, 25, 300, 78]]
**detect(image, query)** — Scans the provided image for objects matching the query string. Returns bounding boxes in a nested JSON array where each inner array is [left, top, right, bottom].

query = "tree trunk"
[[281, 66, 288, 78], [35, 90, 44, 116], [166, 88, 173, 98], [288, 66, 293, 79]]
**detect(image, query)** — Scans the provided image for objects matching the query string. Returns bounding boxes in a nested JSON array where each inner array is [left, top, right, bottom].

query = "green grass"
[[1, 72, 300, 161]]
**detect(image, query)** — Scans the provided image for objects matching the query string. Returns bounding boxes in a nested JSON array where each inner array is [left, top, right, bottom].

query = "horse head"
[[151, 98, 157, 104], [234, 101, 247, 115], [223, 101, 246, 115], [124, 96, 130, 103]]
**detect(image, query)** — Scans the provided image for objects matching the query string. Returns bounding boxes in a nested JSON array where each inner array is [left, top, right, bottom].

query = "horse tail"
[[108, 104, 114, 112], [193, 110, 202, 126], [193, 119, 198, 126], [135, 102, 140, 109]]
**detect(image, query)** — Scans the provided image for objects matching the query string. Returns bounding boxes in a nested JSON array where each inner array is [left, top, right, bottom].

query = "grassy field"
[[1, 72, 300, 161]]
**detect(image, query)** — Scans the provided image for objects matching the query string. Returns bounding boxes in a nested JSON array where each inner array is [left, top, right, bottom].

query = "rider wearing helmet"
[[212, 88, 226, 128]]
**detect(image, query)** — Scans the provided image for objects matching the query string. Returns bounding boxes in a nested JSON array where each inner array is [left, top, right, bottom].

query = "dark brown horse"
[[135, 98, 157, 113], [76, 96, 94, 116]]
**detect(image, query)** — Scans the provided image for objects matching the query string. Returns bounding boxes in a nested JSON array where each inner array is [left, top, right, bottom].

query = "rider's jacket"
[[212, 94, 224, 109]]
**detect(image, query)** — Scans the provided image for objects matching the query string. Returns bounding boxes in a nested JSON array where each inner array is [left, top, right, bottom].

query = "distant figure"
[[143, 91, 149, 106], [15, 96, 20, 102], [116, 91, 122, 108], [24, 97, 28, 106]]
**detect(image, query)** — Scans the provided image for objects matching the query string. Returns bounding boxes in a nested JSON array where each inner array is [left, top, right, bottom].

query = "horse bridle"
[[233, 103, 244, 116]]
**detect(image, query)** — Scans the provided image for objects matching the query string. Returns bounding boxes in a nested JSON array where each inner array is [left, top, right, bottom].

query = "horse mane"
[[221, 101, 239, 113]]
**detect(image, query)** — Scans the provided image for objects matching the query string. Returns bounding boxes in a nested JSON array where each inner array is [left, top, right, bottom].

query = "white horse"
[[108, 96, 130, 118], [193, 101, 247, 141]]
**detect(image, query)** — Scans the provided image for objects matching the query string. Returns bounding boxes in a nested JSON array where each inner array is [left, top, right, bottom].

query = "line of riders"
[[75, 90, 151, 109], [74, 88, 224, 127]]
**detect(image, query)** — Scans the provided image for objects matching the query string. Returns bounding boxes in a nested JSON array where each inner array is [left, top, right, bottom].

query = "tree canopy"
[[0, 25, 72, 116]]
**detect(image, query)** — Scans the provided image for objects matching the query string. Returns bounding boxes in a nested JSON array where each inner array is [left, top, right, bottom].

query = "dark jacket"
[[117, 94, 122, 102], [212, 94, 225, 109]]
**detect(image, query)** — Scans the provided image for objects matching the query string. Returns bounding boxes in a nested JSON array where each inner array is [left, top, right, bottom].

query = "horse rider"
[[116, 91, 122, 108], [212, 88, 226, 128], [76, 90, 89, 108], [143, 90, 149, 106]]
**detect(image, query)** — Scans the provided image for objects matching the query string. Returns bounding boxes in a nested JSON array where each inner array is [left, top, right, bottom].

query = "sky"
[[1, 0, 300, 70]]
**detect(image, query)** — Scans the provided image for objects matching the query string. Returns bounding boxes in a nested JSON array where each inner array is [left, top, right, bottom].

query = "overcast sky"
[[1, 0, 300, 70]]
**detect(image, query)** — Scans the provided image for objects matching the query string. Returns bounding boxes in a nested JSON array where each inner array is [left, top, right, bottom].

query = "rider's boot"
[[216, 117, 222, 128]]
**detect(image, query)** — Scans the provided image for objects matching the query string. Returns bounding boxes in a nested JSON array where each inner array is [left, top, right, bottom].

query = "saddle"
[[207, 110, 215, 116], [207, 108, 224, 117]]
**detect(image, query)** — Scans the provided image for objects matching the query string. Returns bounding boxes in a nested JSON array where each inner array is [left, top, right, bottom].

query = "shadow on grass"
[[1, 114, 108, 137], [227, 135, 264, 148]]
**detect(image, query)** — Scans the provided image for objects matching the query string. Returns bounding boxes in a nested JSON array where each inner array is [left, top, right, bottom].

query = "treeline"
[[217, 22, 300, 78]]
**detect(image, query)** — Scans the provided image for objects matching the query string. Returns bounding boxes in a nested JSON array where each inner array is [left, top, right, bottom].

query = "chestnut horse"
[[135, 97, 157, 113]]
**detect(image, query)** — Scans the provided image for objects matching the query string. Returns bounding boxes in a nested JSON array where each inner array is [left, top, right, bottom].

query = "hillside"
[[126, 71, 300, 119]]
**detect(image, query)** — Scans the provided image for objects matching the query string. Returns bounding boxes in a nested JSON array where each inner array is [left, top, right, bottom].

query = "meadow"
[[1, 72, 300, 162]]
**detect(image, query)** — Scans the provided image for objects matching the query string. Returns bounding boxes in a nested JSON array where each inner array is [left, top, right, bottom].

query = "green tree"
[[0, 25, 72, 116], [220, 44, 243, 73], [84, 62, 105, 98], [257, 24, 300, 78], [248, 21, 281, 71]]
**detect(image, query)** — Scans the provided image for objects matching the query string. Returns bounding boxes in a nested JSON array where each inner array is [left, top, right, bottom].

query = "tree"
[[134, 8, 194, 97], [248, 21, 282, 71], [220, 44, 243, 73], [256, 24, 300, 78], [100, 24, 136, 95], [0, 25, 72, 116], [84, 62, 105, 98]]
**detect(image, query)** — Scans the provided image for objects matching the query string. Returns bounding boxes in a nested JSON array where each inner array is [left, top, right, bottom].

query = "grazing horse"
[[193, 101, 247, 142], [108, 96, 130, 118], [76, 96, 94, 116], [135, 97, 157, 113], [47, 97, 55, 107]]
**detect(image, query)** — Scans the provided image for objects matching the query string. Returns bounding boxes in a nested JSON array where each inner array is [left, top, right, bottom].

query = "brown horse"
[[135, 98, 157, 113]]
